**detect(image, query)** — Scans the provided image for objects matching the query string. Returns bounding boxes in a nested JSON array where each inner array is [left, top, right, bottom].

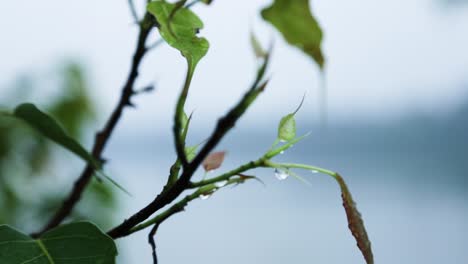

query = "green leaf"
[[185, 145, 198, 162], [277, 95, 305, 142], [0, 222, 117, 263], [12, 103, 101, 169], [335, 174, 374, 264], [180, 111, 189, 132], [250, 30, 267, 59], [147, 0, 209, 74], [278, 113, 296, 142], [261, 0, 325, 68]]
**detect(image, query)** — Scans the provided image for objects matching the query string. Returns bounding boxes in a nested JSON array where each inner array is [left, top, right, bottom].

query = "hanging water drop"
[[215, 180, 228, 188], [274, 169, 289, 181], [311, 170, 319, 174], [280, 150, 285, 155], [200, 193, 212, 200]]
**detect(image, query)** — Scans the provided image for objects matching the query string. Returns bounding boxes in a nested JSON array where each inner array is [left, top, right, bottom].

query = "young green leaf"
[[277, 95, 305, 142], [261, 0, 325, 69], [335, 174, 374, 264], [0, 222, 117, 263], [181, 111, 189, 128], [185, 145, 199, 162], [147, 0, 209, 74], [202, 151, 226, 172], [13, 103, 101, 169], [180, 111, 190, 136], [250, 30, 267, 59], [278, 113, 296, 142]]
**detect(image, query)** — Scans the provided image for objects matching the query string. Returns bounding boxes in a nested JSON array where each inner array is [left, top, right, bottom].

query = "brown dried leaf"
[[335, 174, 374, 264], [202, 151, 226, 172]]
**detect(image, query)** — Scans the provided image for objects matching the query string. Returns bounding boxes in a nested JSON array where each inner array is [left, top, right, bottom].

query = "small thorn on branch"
[[134, 83, 156, 95]]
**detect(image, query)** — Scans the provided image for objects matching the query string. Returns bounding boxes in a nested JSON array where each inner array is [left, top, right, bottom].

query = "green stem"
[[263, 161, 338, 179], [174, 63, 194, 166], [127, 178, 245, 235], [190, 158, 266, 188]]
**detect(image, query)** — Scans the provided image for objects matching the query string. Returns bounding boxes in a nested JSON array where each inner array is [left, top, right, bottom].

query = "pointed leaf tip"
[[13, 103, 101, 169]]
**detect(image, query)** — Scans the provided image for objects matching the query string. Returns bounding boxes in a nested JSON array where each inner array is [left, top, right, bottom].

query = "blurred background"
[[1, 0, 467, 263]]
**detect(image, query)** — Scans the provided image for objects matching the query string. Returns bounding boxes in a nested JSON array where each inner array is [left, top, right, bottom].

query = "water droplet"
[[280, 151, 285, 155], [311, 170, 319, 174], [200, 193, 212, 200], [274, 169, 289, 181], [215, 180, 228, 188], [279, 139, 287, 143]]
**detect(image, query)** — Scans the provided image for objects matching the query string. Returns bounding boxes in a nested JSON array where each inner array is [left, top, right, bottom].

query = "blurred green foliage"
[[0, 62, 116, 231]]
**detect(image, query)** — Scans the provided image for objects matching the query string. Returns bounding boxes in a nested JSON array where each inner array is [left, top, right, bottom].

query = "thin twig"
[[128, 0, 139, 23], [32, 14, 156, 237], [148, 223, 160, 264]]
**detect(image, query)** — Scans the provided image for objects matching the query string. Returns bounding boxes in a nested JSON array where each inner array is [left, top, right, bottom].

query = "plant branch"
[[107, 69, 269, 239], [33, 13, 156, 237], [148, 223, 160, 264], [189, 158, 266, 188], [119, 177, 248, 238], [173, 65, 194, 167]]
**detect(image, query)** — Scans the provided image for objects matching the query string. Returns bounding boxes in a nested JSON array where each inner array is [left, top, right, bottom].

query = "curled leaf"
[[335, 174, 374, 264], [12, 103, 100, 169], [202, 151, 226, 172], [261, 0, 325, 69]]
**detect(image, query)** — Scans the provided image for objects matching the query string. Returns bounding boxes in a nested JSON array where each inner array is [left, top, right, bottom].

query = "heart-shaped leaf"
[[202, 151, 226, 172], [147, 0, 209, 74], [0, 222, 117, 263], [261, 0, 324, 69], [12, 103, 101, 169]]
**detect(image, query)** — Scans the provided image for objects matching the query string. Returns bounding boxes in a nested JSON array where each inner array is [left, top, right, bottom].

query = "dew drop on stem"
[[200, 193, 212, 200], [214, 180, 228, 188], [274, 169, 289, 180]]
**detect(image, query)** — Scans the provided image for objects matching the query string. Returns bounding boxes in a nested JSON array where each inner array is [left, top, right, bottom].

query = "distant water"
[[105, 111, 468, 264]]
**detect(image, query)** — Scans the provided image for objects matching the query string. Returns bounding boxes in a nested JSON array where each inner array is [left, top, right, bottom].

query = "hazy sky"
[[1, 0, 468, 130]]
